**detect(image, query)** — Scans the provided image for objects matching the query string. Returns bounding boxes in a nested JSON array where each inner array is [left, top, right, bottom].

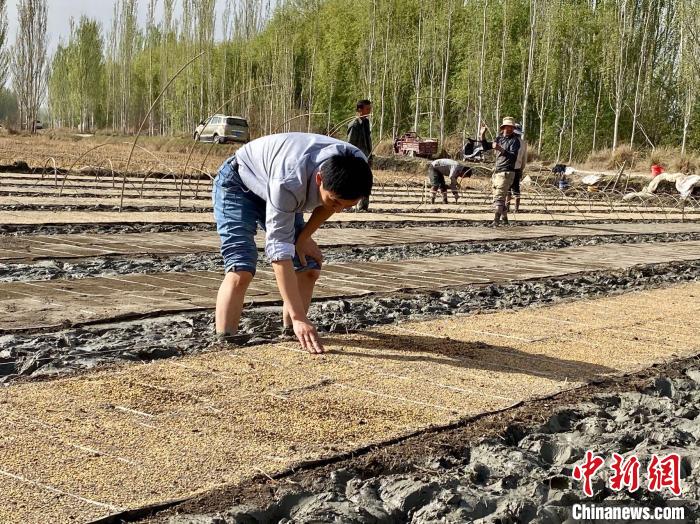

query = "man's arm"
[[295, 205, 334, 267], [365, 120, 373, 157], [347, 119, 361, 147], [298, 205, 334, 241], [265, 194, 324, 353], [479, 125, 493, 151], [272, 259, 323, 353]]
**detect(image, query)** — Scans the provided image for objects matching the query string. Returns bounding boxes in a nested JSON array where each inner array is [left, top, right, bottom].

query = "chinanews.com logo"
[[572, 504, 685, 521], [570, 450, 687, 522]]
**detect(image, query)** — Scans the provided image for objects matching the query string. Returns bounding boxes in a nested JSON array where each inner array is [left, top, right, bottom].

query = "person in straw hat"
[[479, 117, 521, 226]]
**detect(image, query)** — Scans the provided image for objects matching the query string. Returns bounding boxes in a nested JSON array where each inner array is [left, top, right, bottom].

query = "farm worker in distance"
[[427, 158, 472, 204], [212, 133, 373, 354], [480, 117, 521, 226], [347, 99, 373, 211]]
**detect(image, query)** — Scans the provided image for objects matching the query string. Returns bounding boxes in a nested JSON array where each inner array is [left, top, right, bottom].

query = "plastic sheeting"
[[624, 172, 698, 201]]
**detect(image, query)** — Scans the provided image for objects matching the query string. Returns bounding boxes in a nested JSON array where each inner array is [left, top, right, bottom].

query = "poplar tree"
[[40, 0, 700, 158], [0, 0, 8, 90], [11, 0, 48, 132]]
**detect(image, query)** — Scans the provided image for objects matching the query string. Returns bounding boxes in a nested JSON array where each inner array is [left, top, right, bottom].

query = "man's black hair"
[[356, 99, 372, 111], [320, 154, 373, 200]]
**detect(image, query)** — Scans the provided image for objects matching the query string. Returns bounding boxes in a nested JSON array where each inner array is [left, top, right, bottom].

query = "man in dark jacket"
[[480, 117, 520, 226], [347, 99, 372, 211]]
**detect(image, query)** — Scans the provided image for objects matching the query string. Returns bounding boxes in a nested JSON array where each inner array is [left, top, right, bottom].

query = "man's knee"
[[224, 270, 254, 289], [300, 268, 321, 282]]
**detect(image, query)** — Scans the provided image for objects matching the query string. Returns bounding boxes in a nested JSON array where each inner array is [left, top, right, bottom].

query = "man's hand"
[[293, 318, 325, 354], [296, 237, 323, 267], [479, 124, 489, 141], [493, 141, 503, 152]]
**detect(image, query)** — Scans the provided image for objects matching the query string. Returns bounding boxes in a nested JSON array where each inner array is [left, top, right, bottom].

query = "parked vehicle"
[[193, 115, 249, 144], [19, 120, 43, 131], [393, 131, 438, 158]]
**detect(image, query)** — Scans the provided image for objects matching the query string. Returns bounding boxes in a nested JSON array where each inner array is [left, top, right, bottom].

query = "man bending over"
[[212, 133, 373, 354], [428, 158, 472, 204]]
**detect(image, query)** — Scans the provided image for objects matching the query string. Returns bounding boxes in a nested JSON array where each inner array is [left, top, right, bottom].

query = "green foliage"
[[42, 0, 700, 159], [0, 86, 17, 122]]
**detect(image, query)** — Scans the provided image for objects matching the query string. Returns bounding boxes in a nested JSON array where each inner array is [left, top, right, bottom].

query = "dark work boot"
[[430, 193, 436, 204], [491, 212, 501, 227], [442, 192, 448, 204], [514, 197, 521, 213], [501, 213, 509, 226]]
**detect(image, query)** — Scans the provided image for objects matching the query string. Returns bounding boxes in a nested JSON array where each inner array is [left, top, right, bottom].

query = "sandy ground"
[[162, 359, 699, 523], [0, 283, 697, 523], [1, 136, 698, 523]]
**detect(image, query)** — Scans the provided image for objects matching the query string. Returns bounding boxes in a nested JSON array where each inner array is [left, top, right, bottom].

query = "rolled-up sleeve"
[[265, 183, 299, 261]]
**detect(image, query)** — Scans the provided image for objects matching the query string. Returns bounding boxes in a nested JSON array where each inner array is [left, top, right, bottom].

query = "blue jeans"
[[212, 157, 321, 275]]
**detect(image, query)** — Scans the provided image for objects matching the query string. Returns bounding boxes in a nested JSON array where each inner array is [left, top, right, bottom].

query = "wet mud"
[[2, 260, 698, 383], [3, 232, 700, 283], [0, 203, 213, 213], [0, 221, 216, 237], [0, 202, 694, 216], [2, 218, 698, 237], [153, 359, 699, 524]]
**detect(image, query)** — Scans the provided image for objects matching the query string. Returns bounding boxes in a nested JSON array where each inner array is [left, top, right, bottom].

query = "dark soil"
[[2, 260, 698, 383], [0, 221, 217, 237], [2, 218, 698, 238], [0, 202, 693, 216], [3, 232, 699, 283]]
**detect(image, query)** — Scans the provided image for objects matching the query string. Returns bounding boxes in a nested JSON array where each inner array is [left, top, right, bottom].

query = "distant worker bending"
[[428, 158, 472, 204], [480, 117, 521, 226]]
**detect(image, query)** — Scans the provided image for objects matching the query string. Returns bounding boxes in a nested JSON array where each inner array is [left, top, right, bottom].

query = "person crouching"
[[428, 158, 472, 204]]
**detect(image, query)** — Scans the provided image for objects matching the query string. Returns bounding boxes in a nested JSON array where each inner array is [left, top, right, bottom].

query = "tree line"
[[1, 0, 699, 161]]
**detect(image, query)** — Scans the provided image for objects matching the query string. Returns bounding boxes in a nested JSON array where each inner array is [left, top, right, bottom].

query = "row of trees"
[[0, 0, 47, 132], [4, 0, 700, 161]]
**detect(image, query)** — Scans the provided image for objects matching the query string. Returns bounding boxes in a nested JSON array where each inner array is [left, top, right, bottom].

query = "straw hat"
[[500, 116, 517, 128]]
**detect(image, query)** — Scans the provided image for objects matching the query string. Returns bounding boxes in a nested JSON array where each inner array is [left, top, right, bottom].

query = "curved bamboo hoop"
[[40, 157, 58, 188], [126, 142, 176, 178], [178, 83, 278, 211], [272, 112, 327, 134], [59, 141, 114, 196], [120, 51, 205, 211]]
